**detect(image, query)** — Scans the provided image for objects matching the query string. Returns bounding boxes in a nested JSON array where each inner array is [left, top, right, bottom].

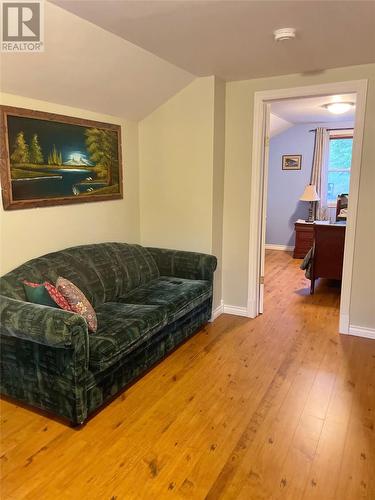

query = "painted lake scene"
[[1, 108, 122, 209]]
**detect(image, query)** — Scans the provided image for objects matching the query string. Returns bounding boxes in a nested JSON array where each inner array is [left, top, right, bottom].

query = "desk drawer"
[[294, 223, 314, 258], [294, 244, 311, 259]]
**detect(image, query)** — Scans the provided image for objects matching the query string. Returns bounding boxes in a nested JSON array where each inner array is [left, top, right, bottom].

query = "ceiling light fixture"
[[323, 102, 355, 114], [273, 28, 296, 42]]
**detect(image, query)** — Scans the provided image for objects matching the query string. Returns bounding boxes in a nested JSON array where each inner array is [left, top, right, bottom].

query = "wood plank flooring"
[[1, 250, 374, 499]]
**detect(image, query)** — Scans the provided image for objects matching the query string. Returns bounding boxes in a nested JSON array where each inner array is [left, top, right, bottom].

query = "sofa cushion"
[[89, 302, 167, 372], [119, 277, 211, 323]]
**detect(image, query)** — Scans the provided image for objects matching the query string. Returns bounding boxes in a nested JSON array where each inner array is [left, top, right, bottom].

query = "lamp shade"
[[300, 184, 320, 202]]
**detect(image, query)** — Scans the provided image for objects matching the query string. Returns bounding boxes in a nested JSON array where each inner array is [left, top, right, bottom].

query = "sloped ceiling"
[[269, 114, 293, 138], [0, 2, 194, 120], [52, 0, 375, 81]]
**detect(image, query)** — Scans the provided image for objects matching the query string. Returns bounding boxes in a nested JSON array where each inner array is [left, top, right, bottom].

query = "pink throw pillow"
[[56, 277, 97, 333], [44, 282, 72, 311]]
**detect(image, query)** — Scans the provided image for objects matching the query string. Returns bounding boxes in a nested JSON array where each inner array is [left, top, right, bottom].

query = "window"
[[327, 130, 353, 206]]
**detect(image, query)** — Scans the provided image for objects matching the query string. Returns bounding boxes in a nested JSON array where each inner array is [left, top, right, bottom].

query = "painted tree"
[[48, 145, 63, 165], [29, 134, 44, 164], [85, 128, 118, 185], [10, 131, 29, 164]]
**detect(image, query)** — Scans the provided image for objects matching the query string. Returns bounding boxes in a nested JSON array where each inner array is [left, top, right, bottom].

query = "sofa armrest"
[[146, 247, 217, 282], [0, 295, 89, 424], [0, 295, 88, 348]]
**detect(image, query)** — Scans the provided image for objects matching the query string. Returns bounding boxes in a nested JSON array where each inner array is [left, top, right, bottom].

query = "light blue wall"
[[266, 121, 353, 247]]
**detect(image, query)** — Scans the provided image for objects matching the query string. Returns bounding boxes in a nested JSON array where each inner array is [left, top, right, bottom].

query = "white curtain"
[[311, 127, 330, 220]]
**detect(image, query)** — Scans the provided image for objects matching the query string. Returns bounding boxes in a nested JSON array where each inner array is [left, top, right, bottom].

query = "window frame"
[[326, 129, 354, 208]]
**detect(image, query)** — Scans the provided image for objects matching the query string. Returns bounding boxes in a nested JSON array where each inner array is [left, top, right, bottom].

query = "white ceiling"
[[271, 93, 357, 124], [52, 0, 375, 81], [0, 2, 194, 120]]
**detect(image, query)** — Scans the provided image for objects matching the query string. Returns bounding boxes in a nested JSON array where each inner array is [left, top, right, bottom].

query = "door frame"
[[258, 103, 271, 314], [247, 79, 368, 334]]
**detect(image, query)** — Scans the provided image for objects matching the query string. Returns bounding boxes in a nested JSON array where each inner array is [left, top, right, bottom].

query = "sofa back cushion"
[[0, 243, 159, 307]]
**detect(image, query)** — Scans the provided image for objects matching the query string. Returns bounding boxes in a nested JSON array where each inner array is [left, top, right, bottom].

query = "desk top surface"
[[296, 219, 346, 227]]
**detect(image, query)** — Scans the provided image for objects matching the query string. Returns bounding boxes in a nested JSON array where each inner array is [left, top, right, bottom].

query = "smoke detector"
[[273, 28, 296, 42]]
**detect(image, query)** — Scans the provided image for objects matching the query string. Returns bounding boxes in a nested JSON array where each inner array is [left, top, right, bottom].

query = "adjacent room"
[[264, 94, 355, 309], [0, 1, 374, 499]]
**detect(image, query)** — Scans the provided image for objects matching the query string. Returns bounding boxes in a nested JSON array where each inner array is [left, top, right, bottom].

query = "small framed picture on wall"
[[282, 155, 302, 170]]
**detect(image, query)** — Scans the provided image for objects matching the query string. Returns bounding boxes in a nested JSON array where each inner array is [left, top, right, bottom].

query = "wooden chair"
[[310, 224, 346, 294]]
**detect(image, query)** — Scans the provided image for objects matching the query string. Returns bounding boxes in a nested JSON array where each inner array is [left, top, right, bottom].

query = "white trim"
[[223, 305, 249, 317], [348, 325, 375, 340], [210, 301, 250, 320], [265, 244, 294, 251], [210, 300, 224, 321], [329, 129, 354, 138], [248, 80, 368, 334], [338, 82, 367, 333], [339, 313, 349, 335], [210, 307, 375, 339], [247, 95, 265, 319], [247, 298, 257, 319], [259, 103, 271, 314]]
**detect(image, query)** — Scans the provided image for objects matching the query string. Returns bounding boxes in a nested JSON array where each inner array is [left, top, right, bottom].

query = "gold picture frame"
[[282, 155, 302, 170], [0, 106, 123, 210]]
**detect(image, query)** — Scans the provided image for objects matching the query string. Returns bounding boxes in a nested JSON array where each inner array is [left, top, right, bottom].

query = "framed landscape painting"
[[282, 154, 302, 170], [0, 106, 123, 210]]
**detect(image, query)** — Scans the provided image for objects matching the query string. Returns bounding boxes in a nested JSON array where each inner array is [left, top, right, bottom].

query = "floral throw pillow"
[[56, 277, 97, 333]]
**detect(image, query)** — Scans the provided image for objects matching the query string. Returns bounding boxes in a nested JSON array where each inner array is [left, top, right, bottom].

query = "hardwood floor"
[[1, 250, 374, 499]]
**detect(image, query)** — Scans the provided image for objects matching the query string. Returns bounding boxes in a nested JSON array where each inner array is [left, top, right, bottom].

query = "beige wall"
[[0, 93, 140, 274], [212, 78, 226, 309], [139, 77, 215, 253], [139, 76, 225, 309], [223, 63, 375, 329]]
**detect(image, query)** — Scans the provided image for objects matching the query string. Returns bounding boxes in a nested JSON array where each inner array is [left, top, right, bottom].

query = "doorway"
[[247, 80, 367, 335]]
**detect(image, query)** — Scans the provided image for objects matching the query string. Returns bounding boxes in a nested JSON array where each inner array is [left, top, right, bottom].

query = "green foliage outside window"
[[327, 137, 353, 203]]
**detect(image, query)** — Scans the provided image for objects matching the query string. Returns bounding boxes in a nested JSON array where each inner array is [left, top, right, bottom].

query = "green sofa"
[[0, 243, 217, 425]]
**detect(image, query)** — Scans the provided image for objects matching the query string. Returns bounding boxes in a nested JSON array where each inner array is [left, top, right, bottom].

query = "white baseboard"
[[212, 307, 374, 339], [210, 300, 224, 322], [339, 313, 349, 334], [210, 301, 250, 321], [246, 299, 257, 319], [265, 244, 294, 251], [223, 304, 249, 317], [348, 324, 375, 340]]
